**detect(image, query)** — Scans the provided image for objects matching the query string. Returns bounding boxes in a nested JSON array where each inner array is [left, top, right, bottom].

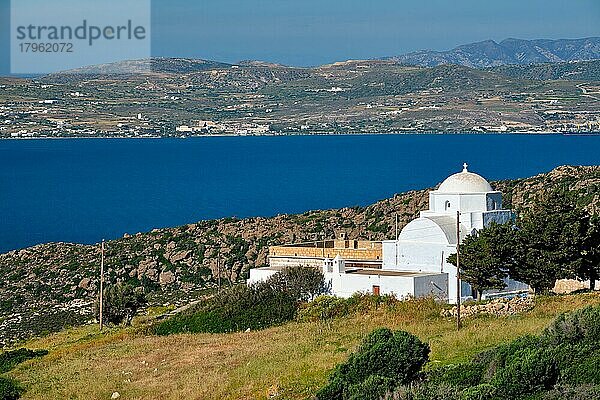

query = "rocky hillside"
[[385, 37, 600, 68], [1, 166, 599, 346], [490, 60, 600, 82]]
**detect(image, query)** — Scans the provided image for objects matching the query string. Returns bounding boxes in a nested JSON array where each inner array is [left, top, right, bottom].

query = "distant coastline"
[[3, 131, 600, 140]]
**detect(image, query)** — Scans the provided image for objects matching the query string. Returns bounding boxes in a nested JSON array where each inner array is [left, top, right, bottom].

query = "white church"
[[248, 164, 529, 303]]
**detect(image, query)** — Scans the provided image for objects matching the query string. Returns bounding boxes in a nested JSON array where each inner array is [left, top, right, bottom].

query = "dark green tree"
[[316, 328, 430, 400], [265, 266, 329, 302], [510, 189, 588, 293], [578, 214, 600, 290], [95, 283, 147, 326], [447, 222, 515, 300]]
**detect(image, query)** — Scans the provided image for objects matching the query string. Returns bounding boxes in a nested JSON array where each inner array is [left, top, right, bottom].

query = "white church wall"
[[324, 270, 448, 300], [430, 193, 460, 214], [465, 212, 484, 231], [457, 193, 489, 213], [247, 267, 278, 285], [382, 240, 397, 269], [396, 241, 448, 271]]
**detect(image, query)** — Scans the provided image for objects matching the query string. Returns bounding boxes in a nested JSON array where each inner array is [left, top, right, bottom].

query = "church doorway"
[[372, 285, 380, 296]]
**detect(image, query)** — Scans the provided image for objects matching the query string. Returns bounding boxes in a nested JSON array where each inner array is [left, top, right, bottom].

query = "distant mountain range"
[[384, 37, 600, 68]]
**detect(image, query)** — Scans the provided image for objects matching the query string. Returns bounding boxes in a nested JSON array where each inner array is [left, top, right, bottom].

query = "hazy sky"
[[1, 0, 599, 74]]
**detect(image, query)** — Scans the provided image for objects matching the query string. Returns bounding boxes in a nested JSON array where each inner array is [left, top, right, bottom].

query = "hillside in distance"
[[385, 37, 600, 68], [489, 60, 600, 81], [2, 57, 600, 137]]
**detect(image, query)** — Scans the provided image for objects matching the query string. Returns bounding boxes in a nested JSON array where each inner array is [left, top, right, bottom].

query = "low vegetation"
[[316, 328, 430, 400], [314, 305, 600, 399], [94, 283, 147, 326], [153, 266, 327, 335], [6, 292, 600, 399], [0, 349, 47, 400]]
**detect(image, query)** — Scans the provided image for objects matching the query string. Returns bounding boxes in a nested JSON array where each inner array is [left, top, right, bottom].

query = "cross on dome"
[[462, 162, 468, 172]]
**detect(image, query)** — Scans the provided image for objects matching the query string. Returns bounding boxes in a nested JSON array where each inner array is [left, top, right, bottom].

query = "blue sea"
[[1, 134, 600, 253]]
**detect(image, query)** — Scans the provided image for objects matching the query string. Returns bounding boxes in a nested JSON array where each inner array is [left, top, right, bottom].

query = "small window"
[[445, 200, 451, 210]]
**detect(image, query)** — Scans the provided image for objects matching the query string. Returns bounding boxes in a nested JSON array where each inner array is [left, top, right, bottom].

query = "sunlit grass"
[[8, 292, 600, 400]]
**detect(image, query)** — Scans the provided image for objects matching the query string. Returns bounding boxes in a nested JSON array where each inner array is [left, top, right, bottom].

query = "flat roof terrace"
[[270, 239, 382, 261], [346, 268, 445, 277]]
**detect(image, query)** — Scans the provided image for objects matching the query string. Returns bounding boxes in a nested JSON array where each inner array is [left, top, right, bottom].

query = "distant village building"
[[248, 164, 529, 303]]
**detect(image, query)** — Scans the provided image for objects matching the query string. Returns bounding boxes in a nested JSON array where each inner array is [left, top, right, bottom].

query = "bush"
[[553, 343, 600, 385], [153, 266, 328, 335], [95, 283, 147, 326], [539, 384, 600, 400], [392, 381, 462, 400], [428, 363, 484, 389], [346, 375, 395, 400], [0, 377, 22, 400], [491, 346, 558, 398], [541, 305, 600, 346], [296, 296, 350, 322], [472, 334, 540, 381], [153, 284, 297, 334], [0, 348, 48, 373], [266, 266, 329, 302], [459, 383, 496, 400], [316, 328, 430, 400]]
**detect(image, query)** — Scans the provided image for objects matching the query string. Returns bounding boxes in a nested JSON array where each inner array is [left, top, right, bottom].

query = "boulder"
[[159, 270, 175, 285], [145, 268, 158, 281], [78, 277, 91, 290]]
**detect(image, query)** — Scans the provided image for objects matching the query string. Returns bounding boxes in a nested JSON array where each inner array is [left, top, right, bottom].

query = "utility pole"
[[99, 239, 105, 331], [456, 211, 461, 331], [395, 213, 399, 266]]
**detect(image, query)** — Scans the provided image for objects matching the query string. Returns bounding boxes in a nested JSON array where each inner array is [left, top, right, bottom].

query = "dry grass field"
[[7, 292, 600, 400]]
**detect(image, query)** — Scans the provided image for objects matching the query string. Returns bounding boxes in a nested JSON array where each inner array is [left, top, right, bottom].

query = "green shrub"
[[0, 349, 48, 374], [153, 266, 328, 335], [296, 296, 350, 322], [553, 344, 600, 385], [266, 266, 329, 302], [491, 346, 558, 398], [95, 283, 147, 326], [316, 328, 430, 400], [473, 335, 540, 381], [541, 305, 600, 346], [428, 363, 484, 389], [539, 384, 600, 400], [392, 381, 462, 400], [0, 376, 23, 400], [346, 375, 395, 400], [459, 383, 496, 400], [153, 284, 297, 334]]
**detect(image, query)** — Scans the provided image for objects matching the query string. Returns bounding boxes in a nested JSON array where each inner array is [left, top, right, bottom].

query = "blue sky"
[[1, 0, 599, 74]]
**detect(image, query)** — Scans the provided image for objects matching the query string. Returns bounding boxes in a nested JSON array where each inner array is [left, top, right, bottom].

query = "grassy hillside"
[[6, 292, 600, 399]]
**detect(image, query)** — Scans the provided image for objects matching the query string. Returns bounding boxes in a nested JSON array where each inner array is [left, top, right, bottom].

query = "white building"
[[248, 164, 529, 303], [382, 163, 527, 303]]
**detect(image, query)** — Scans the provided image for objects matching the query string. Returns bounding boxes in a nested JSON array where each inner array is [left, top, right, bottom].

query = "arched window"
[[444, 200, 451, 210]]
